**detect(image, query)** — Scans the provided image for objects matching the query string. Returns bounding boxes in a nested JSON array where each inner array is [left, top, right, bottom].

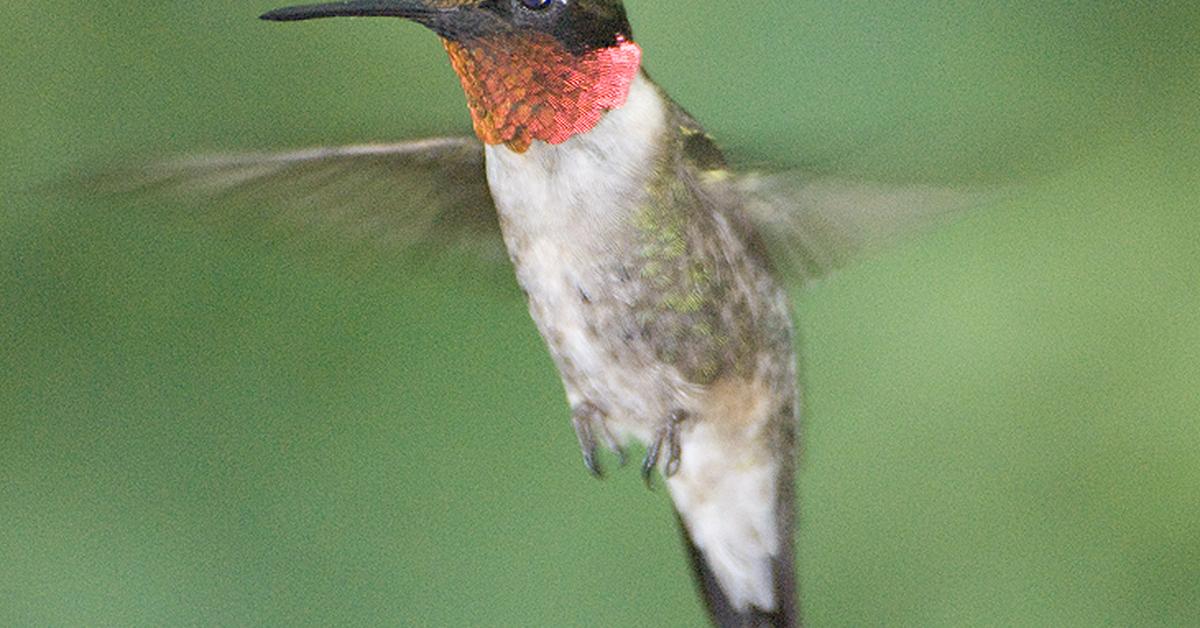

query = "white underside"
[[484, 72, 783, 613], [485, 73, 687, 436]]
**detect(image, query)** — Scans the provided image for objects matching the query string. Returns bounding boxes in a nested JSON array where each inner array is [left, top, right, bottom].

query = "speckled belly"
[[510, 237, 691, 444]]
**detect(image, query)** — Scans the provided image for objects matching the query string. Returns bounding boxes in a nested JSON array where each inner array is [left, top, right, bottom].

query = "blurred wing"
[[86, 137, 504, 264], [737, 171, 1001, 283]]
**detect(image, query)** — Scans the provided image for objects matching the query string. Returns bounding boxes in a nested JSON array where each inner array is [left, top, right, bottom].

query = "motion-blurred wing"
[[738, 172, 999, 283], [87, 137, 503, 263]]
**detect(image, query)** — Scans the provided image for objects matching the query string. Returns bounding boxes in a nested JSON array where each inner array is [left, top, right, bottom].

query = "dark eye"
[[521, 0, 552, 9]]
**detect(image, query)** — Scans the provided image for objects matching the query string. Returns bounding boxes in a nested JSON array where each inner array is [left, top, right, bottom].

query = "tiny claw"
[[582, 444, 603, 478], [664, 445, 682, 477], [642, 410, 687, 487], [641, 438, 662, 488], [663, 410, 686, 478], [601, 427, 628, 468], [572, 410, 604, 479], [613, 445, 628, 468]]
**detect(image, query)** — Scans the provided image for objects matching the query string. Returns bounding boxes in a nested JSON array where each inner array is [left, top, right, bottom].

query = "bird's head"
[[262, 0, 642, 152]]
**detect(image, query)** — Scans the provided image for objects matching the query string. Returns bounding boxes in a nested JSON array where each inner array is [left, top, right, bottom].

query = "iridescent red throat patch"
[[443, 35, 642, 153]]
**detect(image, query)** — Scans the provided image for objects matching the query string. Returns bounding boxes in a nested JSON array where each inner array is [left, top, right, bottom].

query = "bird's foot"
[[571, 401, 626, 478], [642, 410, 687, 488]]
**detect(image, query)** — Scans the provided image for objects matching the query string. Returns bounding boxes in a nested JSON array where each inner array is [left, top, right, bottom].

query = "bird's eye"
[[520, 0, 552, 10]]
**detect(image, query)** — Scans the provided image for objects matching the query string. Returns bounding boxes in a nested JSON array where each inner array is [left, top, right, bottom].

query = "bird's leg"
[[571, 401, 626, 478], [642, 409, 687, 487]]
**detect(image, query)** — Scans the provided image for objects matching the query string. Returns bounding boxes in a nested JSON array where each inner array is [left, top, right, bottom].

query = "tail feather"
[[667, 418, 799, 628], [677, 511, 796, 628]]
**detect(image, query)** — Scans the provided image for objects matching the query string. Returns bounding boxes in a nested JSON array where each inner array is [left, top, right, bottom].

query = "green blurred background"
[[3, 2, 1198, 625]]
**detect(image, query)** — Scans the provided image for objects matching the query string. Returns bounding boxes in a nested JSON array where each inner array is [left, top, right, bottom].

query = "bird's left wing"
[[734, 170, 1007, 284], [84, 137, 505, 264]]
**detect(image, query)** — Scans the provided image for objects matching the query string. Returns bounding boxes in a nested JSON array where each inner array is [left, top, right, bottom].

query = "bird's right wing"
[[83, 136, 505, 264]]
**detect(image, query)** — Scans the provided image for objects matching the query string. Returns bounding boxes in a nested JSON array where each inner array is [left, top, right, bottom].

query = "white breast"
[[482, 73, 672, 435], [484, 72, 666, 240]]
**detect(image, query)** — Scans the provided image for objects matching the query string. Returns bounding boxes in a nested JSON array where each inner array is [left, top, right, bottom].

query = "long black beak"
[[260, 0, 443, 22]]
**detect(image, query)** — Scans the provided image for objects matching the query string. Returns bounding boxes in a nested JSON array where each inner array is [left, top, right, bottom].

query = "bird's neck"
[[483, 71, 670, 241]]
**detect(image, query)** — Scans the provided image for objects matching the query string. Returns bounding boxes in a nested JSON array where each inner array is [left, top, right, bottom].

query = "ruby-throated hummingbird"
[[111, 1, 978, 626]]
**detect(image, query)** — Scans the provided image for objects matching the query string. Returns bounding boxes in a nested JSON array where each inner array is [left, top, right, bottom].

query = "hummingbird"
[[109, 1, 979, 626]]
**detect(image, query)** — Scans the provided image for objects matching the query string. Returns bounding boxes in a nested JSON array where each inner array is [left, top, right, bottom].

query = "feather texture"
[[736, 172, 996, 283], [80, 138, 505, 265]]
